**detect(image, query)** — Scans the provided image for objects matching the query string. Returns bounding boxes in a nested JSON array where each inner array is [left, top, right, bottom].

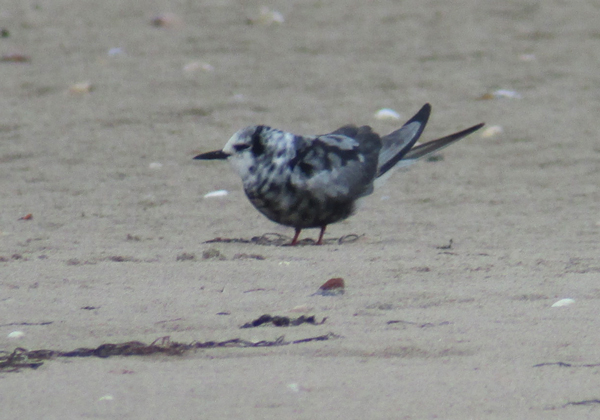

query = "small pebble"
[[374, 108, 401, 121], [149, 162, 163, 170], [551, 298, 575, 307]]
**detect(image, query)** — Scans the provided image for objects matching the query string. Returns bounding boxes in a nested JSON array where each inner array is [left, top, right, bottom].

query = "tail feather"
[[376, 103, 431, 177], [373, 106, 484, 190], [401, 123, 485, 165]]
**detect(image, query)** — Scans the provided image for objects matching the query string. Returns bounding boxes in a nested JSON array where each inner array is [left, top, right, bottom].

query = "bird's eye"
[[234, 144, 250, 152]]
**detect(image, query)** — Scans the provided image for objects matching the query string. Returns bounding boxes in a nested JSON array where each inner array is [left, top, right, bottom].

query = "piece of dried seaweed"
[[0, 348, 45, 372], [533, 362, 600, 368], [0, 321, 53, 327], [0, 333, 339, 372], [240, 314, 327, 328], [563, 399, 600, 407], [204, 233, 362, 246]]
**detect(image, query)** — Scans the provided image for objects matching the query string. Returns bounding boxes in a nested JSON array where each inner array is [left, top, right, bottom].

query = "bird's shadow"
[[204, 233, 363, 246]]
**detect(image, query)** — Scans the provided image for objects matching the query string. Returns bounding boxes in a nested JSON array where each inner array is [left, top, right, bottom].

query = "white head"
[[195, 125, 297, 180]]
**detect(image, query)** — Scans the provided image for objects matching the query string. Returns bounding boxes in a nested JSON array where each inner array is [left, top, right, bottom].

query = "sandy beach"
[[1, 1, 600, 418]]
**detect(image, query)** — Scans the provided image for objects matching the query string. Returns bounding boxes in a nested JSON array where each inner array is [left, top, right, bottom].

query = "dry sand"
[[1, 0, 600, 418]]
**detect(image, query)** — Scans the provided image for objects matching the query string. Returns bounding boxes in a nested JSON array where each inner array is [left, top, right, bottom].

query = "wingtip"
[[460, 122, 486, 138], [411, 103, 432, 125]]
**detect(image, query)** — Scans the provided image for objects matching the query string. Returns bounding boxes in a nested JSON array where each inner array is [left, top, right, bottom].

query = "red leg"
[[290, 228, 302, 245], [316, 226, 327, 245]]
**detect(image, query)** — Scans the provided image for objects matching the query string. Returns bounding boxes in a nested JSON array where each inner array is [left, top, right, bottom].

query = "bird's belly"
[[244, 182, 355, 229]]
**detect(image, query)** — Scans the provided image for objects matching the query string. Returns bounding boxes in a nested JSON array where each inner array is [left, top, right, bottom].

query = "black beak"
[[194, 150, 229, 160]]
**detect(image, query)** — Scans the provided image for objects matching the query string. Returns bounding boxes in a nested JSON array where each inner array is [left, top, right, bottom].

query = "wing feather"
[[289, 126, 381, 199]]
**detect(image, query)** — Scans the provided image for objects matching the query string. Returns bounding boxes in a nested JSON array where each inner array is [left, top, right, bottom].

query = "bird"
[[194, 103, 484, 245]]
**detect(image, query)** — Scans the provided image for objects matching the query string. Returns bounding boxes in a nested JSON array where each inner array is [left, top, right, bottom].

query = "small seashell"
[[518, 54, 536, 62], [204, 190, 228, 198], [107, 47, 125, 56], [480, 125, 503, 138], [493, 89, 522, 99], [149, 162, 163, 170], [551, 298, 575, 307], [232, 93, 245, 102], [478, 90, 522, 100], [1, 52, 30, 62], [7, 331, 25, 339], [314, 277, 345, 296], [68, 82, 93, 94], [289, 304, 312, 313], [374, 108, 401, 121], [151, 13, 183, 28], [248, 7, 285, 26], [183, 61, 214, 73]]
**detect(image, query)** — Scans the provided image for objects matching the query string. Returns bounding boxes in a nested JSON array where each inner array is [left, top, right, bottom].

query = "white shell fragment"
[[183, 61, 214, 73], [204, 190, 228, 198], [250, 7, 285, 25], [98, 395, 114, 401], [107, 47, 125, 56], [374, 108, 401, 121], [480, 125, 503, 138], [287, 383, 300, 393], [149, 162, 163, 170], [7, 331, 25, 339], [519, 53, 536, 62], [479, 89, 522, 100], [551, 298, 575, 307], [493, 89, 522, 99], [289, 305, 312, 313], [68, 81, 93, 94]]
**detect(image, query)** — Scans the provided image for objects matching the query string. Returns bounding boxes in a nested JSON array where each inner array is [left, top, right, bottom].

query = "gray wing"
[[376, 103, 431, 177], [289, 126, 381, 199]]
